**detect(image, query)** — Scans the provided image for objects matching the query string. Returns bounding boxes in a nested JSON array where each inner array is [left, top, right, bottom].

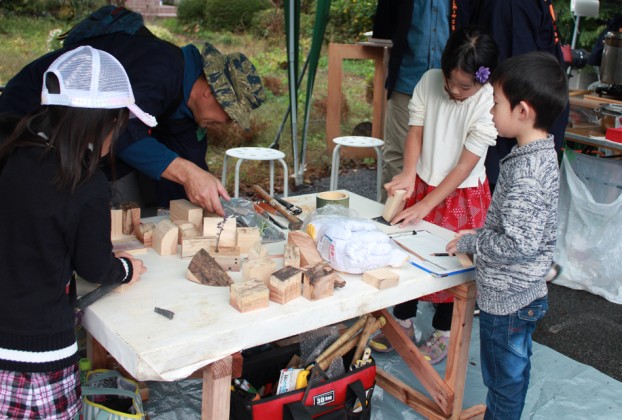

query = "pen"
[[430, 253, 451, 257]]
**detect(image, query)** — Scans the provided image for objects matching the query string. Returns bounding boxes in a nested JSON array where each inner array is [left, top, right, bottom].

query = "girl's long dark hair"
[[441, 27, 499, 83], [0, 106, 128, 192]]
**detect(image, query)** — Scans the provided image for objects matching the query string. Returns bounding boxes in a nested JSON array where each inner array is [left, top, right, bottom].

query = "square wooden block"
[[362, 268, 399, 289]]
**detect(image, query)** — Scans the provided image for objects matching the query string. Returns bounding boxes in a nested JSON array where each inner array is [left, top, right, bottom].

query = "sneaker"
[[418, 330, 450, 364], [545, 262, 562, 282], [369, 319, 414, 353]]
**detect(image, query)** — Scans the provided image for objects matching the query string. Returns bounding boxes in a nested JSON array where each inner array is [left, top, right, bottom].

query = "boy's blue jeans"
[[479, 297, 548, 420]]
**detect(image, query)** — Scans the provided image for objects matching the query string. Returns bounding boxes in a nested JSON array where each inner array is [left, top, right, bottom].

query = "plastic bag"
[[222, 198, 285, 243], [306, 210, 408, 274], [554, 150, 622, 303]]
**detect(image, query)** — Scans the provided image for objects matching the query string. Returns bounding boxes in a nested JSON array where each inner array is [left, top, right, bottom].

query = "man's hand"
[[162, 157, 231, 215]]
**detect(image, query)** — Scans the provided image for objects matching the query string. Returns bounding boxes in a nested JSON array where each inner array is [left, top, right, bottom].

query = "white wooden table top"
[[81, 191, 473, 381]]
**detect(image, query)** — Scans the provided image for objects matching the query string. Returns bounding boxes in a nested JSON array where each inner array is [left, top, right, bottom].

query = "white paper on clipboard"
[[393, 230, 474, 277]]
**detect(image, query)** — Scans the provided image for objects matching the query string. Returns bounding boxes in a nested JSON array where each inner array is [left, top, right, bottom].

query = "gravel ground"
[[291, 167, 621, 381]]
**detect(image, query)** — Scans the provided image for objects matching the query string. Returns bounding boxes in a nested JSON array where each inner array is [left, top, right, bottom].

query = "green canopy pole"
[[284, 0, 301, 184], [298, 0, 331, 185]]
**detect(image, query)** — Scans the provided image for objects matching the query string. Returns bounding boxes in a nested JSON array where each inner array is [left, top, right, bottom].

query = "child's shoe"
[[418, 330, 450, 364], [369, 318, 414, 353], [545, 262, 562, 282]]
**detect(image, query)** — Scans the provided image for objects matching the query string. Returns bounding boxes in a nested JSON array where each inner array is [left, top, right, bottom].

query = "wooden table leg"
[[373, 281, 486, 419], [201, 355, 233, 420], [86, 333, 108, 370]]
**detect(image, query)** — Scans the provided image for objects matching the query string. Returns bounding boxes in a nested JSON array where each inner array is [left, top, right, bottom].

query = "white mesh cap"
[[41, 45, 157, 127]]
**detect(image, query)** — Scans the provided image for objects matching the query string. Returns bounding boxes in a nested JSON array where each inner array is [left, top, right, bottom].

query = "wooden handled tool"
[[319, 316, 386, 371], [314, 315, 369, 368], [351, 316, 378, 365], [252, 185, 303, 230]]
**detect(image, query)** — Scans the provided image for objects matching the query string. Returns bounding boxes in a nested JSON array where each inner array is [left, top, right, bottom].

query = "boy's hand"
[[446, 238, 460, 254], [446, 230, 477, 254]]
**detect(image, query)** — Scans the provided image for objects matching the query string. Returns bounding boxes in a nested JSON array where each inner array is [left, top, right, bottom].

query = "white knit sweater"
[[408, 69, 497, 188]]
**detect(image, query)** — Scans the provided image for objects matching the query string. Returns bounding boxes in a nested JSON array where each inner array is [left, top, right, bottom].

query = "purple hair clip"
[[475, 66, 491, 84]]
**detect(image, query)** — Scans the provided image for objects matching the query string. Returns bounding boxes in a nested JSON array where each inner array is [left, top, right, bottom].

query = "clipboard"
[[392, 230, 475, 277]]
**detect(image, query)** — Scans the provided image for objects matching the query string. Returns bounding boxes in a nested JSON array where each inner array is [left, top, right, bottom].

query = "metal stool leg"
[[221, 155, 228, 187], [269, 160, 275, 197], [277, 159, 289, 197], [374, 146, 383, 202], [234, 158, 245, 198], [330, 144, 342, 191]]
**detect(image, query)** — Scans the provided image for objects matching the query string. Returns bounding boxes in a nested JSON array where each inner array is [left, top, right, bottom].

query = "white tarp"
[[554, 150, 622, 304]]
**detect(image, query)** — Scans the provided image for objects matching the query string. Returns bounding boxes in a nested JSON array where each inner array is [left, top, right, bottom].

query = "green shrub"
[[204, 0, 272, 32], [0, 0, 106, 19], [177, 0, 206, 24], [326, 0, 376, 43], [250, 7, 284, 39]]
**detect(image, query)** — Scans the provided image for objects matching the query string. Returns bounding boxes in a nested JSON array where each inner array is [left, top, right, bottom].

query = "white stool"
[[221, 147, 288, 198], [330, 136, 384, 202]]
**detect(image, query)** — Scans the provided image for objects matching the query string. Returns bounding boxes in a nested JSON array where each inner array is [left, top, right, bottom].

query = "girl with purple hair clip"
[[371, 27, 499, 362]]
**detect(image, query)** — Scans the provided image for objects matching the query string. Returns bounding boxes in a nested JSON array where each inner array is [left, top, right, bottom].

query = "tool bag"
[[81, 369, 145, 420], [230, 344, 375, 420]]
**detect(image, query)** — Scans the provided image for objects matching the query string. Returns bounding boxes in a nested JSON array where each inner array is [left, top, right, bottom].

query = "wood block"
[[382, 189, 407, 222], [302, 262, 335, 300], [242, 258, 276, 285], [186, 249, 233, 286], [203, 217, 237, 247], [248, 243, 268, 261], [230, 280, 270, 312], [134, 222, 155, 247], [284, 243, 301, 268], [174, 221, 199, 244], [269, 266, 303, 304], [170, 199, 203, 231], [121, 202, 141, 235], [153, 219, 178, 256], [362, 268, 399, 289], [112, 237, 148, 256], [236, 227, 261, 253], [111, 209, 123, 241], [181, 236, 215, 259], [208, 246, 241, 272], [287, 231, 322, 267]]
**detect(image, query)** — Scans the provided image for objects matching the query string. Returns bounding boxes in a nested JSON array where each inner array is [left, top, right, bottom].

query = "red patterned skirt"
[[406, 175, 491, 303]]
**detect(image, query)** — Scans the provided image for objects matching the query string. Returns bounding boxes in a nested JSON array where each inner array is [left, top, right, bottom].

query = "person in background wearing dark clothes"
[[0, 46, 146, 419], [0, 6, 265, 215], [373, 0, 471, 202], [463, 0, 569, 192]]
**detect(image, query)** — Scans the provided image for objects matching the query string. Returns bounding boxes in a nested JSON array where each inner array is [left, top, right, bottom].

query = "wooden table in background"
[[84, 192, 483, 419], [326, 43, 390, 159]]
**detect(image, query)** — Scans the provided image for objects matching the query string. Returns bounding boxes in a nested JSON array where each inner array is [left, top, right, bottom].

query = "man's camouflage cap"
[[202, 42, 265, 130]]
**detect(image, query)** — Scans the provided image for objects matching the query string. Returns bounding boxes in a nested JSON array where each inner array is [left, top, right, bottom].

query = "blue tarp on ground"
[[143, 301, 622, 419]]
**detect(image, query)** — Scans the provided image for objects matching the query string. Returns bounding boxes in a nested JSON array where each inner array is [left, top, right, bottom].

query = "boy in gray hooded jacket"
[[447, 51, 568, 420]]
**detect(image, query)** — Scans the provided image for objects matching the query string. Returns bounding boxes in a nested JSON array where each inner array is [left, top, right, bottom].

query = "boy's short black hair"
[[490, 51, 568, 131]]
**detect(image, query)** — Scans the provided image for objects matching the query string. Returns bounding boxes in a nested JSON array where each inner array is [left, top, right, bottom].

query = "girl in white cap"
[[0, 46, 154, 419]]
